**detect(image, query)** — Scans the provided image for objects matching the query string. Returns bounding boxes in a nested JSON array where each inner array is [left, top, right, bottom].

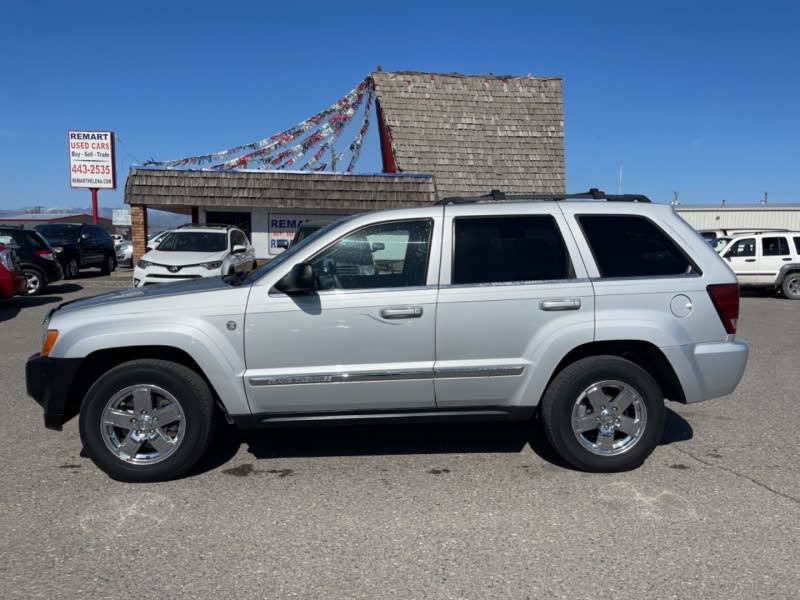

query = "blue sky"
[[1, 0, 798, 210]]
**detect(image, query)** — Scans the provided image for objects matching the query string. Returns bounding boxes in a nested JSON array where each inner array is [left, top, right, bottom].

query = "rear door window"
[[452, 215, 573, 284], [578, 215, 695, 277], [762, 237, 790, 256]]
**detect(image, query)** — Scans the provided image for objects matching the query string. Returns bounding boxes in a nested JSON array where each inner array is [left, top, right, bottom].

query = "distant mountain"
[[0, 206, 189, 230]]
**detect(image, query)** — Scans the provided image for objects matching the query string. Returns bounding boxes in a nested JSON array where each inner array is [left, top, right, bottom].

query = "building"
[[124, 70, 565, 262], [676, 204, 800, 232], [0, 213, 114, 231]]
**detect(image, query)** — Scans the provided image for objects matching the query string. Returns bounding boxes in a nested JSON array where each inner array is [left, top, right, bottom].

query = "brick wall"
[[131, 205, 148, 267]]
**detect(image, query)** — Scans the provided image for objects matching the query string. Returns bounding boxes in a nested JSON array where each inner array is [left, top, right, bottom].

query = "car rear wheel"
[[64, 257, 79, 279], [540, 355, 665, 472], [23, 267, 45, 295], [781, 272, 800, 300], [100, 253, 115, 275], [79, 359, 216, 482]]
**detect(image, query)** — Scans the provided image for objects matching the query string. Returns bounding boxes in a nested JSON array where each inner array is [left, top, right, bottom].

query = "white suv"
[[133, 225, 256, 287], [718, 231, 800, 299]]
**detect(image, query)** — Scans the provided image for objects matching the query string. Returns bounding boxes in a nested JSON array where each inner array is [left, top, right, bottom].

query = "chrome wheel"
[[571, 379, 647, 457], [24, 269, 43, 295], [101, 384, 186, 465]]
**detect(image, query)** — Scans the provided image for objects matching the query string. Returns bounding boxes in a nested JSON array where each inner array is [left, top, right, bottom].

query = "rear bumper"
[[26, 354, 83, 430], [663, 340, 749, 403]]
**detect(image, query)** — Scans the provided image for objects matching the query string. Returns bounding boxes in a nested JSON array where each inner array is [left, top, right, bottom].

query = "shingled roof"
[[372, 70, 564, 197], [125, 169, 436, 211]]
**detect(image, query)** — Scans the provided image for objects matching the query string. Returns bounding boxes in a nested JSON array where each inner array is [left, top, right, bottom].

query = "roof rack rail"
[[436, 188, 651, 205]]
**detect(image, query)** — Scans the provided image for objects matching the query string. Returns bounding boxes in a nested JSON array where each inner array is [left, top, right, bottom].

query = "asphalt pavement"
[[1, 271, 798, 599]]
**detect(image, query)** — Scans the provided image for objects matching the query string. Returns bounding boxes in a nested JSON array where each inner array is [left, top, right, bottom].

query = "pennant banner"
[[142, 76, 376, 173]]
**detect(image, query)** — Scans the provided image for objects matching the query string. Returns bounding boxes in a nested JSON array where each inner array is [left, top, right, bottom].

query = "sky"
[[1, 0, 798, 211]]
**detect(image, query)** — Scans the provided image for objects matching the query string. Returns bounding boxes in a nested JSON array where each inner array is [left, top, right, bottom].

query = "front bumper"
[[133, 265, 220, 287], [26, 353, 83, 430]]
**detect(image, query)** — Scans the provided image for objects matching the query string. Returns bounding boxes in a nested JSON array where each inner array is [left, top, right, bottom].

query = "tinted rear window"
[[578, 215, 694, 277], [453, 215, 572, 284]]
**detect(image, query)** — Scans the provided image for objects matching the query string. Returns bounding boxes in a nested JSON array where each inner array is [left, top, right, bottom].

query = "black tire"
[[781, 272, 800, 300], [23, 267, 45, 296], [64, 257, 79, 279], [540, 355, 665, 472], [79, 359, 216, 482], [100, 253, 115, 275]]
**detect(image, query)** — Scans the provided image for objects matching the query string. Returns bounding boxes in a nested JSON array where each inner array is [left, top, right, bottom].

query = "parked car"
[[116, 240, 133, 268], [133, 224, 256, 287], [709, 236, 731, 253], [718, 230, 800, 298], [0, 243, 27, 298], [26, 188, 749, 482], [146, 230, 172, 251], [34, 223, 116, 279], [0, 227, 63, 295]]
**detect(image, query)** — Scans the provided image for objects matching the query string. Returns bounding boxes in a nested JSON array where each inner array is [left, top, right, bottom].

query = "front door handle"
[[380, 306, 423, 319], [539, 298, 581, 311], [745, 259, 756, 262]]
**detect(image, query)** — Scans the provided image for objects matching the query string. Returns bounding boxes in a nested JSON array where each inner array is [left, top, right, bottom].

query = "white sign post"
[[68, 130, 116, 224]]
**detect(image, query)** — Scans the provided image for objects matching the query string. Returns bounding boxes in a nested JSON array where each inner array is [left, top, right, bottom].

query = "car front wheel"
[[540, 355, 665, 472], [79, 359, 216, 482]]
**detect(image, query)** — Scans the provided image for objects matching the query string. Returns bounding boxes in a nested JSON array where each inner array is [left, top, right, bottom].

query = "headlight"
[[137, 259, 152, 269], [53, 246, 64, 253], [200, 261, 223, 270]]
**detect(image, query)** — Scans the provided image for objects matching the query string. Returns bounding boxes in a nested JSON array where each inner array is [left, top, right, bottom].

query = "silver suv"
[[26, 189, 749, 482], [718, 231, 800, 299]]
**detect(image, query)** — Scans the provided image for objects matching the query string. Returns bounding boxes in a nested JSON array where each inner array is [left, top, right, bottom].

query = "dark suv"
[[0, 227, 63, 295], [34, 223, 116, 279]]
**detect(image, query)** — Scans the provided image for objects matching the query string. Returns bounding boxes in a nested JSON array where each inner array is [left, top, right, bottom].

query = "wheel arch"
[[64, 346, 231, 426], [545, 340, 686, 405]]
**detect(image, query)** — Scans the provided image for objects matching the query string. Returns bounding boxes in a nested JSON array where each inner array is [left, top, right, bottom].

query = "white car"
[[146, 230, 172, 251], [133, 225, 256, 287]]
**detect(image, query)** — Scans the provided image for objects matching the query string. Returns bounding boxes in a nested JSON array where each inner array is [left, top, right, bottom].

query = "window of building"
[[452, 215, 572, 285], [578, 215, 696, 277]]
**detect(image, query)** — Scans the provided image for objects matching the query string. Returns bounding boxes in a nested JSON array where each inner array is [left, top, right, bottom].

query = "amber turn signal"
[[42, 330, 59, 357]]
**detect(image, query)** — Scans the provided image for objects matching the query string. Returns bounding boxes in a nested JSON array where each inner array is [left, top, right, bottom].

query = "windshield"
[[35, 224, 79, 240], [157, 231, 227, 253], [242, 217, 353, 285]]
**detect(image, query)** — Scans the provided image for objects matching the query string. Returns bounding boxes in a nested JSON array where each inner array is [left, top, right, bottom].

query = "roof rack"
[[436, 188, 651, 205]]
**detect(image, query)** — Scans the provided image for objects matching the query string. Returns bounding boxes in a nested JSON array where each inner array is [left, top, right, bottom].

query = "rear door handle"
[[745, 259, 756, 262], [782, 258, 792, 261], [380, 306, 423, 319], [539, 298, 581, 311]]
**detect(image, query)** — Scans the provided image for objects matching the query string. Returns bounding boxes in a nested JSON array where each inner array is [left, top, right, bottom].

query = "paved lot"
[[1, 272, 798, 599]]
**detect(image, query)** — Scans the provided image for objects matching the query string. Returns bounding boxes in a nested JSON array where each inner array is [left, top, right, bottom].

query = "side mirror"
[[80, 232, 91, 241], [371, 242, 385, 252], [232, 244, 247, 255], [273, 262, 315, 294], [276, 239, 290, 249]]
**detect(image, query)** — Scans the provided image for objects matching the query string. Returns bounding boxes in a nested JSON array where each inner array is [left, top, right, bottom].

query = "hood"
[[54, 277, 235, 315], [142, 249, 226, 266]]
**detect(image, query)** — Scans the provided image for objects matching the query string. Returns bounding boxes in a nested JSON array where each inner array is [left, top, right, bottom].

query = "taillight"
[[707, 283, 740, 334], [35, 249, 55, 261]]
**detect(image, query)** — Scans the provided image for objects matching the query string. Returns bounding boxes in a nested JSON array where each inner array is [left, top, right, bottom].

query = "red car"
[[0, 243, 27, 298]]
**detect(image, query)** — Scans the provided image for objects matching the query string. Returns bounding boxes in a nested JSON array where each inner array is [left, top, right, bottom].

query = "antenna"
[[617, 164, 623, 194]]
